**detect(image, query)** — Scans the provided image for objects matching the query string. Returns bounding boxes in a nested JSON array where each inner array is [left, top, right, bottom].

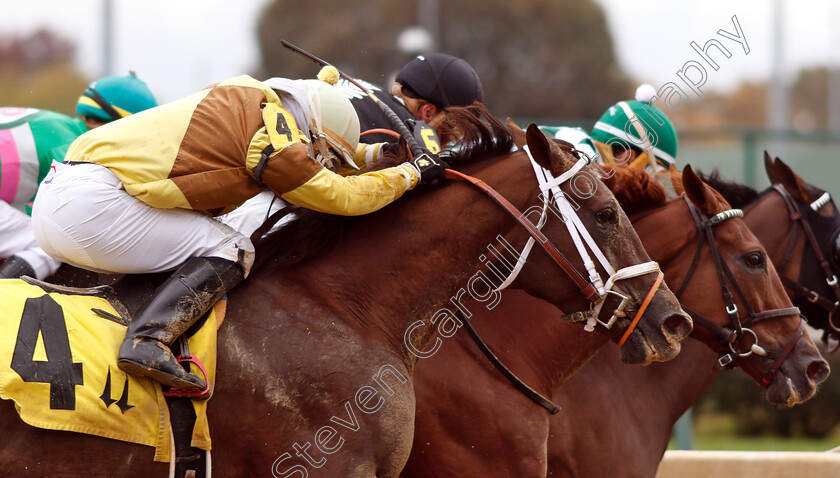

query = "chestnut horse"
[[400, 159, 828, 477], [545, 157, 837, 478], [0, 111, 690, 476]]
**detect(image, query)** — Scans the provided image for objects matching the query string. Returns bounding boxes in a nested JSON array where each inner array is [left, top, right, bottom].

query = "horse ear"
[[773, 157, 815, 203], [525, 123, 561, 172], [507, 117, 527, 149], [764, 151, 780, 184], [682, 164, 720, 215], [669, 164, 685, 196]]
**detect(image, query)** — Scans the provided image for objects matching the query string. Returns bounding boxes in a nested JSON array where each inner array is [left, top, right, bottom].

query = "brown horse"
[[0, 111, 690, 476], [400, 159, 828, 477], [544, 157, 838, 478]]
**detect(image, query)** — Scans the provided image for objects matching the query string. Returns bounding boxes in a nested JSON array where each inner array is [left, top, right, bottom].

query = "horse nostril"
[[807, 361, 830, 383], [663, 314, 691, 338]]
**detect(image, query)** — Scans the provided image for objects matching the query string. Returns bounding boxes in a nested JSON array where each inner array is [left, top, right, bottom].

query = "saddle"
[[0, 274, 219, 477]]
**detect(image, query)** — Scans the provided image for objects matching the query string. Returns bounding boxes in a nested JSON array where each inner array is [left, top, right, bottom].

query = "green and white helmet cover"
[[539, 126, 601, 164], [591, 99, 677, 167]]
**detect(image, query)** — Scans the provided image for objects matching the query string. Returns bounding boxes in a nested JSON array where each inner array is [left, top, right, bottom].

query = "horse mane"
[[251, 103, 514, 272], [250, 208, 351, 272], [695, 170, 759, 209], [601, 166, 743, 217], [599, 166, 667, 216], [371, 102, 514, 168], [442, 103, 515, 164]]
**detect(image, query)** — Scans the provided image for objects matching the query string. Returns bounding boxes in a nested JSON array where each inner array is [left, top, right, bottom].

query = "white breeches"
[[0, 200, 62, 279], [31, 162, 254, 275], [216, 189, 297, 238]]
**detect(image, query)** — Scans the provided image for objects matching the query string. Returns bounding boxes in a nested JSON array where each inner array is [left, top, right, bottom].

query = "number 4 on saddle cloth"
[[0, 277, 224, 463]]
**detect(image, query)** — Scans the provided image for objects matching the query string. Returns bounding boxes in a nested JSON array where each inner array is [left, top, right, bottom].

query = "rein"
[[444, 167, 600, 302], [443, 151, 663, 412], [674, 196, 802, 388], [771, 185, 840, 341]]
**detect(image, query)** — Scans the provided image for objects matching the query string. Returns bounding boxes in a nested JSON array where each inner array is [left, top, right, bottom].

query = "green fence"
[[678, 128, 840, 194]]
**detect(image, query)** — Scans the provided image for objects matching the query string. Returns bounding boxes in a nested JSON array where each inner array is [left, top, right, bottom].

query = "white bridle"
[[494, 146, 662, 332]]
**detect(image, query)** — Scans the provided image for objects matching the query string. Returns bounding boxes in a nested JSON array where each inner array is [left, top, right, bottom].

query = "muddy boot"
[[118, 256, 243, 389], [0, 255, 36, 279]]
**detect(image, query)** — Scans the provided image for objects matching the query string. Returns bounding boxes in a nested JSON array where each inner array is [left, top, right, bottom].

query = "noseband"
[[674, 197, 803, 388], [772, 185, 840, 347]]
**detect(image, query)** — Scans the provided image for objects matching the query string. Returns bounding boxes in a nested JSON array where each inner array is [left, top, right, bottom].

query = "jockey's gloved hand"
[[410, 150, 449, 187]]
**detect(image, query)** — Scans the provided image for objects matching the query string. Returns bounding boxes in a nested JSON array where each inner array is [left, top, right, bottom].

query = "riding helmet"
[[76, 72, 158, 123], [395, 53, 484, 108]]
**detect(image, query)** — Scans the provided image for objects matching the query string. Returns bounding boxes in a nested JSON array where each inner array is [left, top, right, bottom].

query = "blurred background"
[[4, 0, 840, 451]]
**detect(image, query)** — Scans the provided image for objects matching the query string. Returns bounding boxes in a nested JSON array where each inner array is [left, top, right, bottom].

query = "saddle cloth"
[[0, 279, 223, 462]]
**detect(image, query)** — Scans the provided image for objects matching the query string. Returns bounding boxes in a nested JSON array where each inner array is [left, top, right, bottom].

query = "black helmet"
[[395, 53, 484, 108]]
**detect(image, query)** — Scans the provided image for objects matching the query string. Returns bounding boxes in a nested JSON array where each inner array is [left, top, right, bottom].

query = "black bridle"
[[673, 196, 803, 388], [771, 184, 840, 350]]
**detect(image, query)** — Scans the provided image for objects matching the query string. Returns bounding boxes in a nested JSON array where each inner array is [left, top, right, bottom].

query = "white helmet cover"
[[303, 79, 361, 170]]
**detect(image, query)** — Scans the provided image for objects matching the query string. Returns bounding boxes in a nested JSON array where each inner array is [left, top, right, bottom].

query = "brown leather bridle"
[[673, 196, 803, 388], [771, 185, 840, 348]]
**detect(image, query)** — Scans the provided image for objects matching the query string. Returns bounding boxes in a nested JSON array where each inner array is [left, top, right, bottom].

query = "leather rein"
[[673, 196, 803, 388], [445, 148, 664, 413], [356, 129, 663, 412]]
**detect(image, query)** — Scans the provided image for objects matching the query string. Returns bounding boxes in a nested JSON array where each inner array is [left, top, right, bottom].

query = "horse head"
[[496, 119, 691, 365], [659, 165, 828, 405], [757, 154, 840, 347]]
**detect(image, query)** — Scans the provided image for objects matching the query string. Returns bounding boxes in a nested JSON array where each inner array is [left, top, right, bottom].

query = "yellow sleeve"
[[280, 164, 419, 216], [352, 143, 387, 173]]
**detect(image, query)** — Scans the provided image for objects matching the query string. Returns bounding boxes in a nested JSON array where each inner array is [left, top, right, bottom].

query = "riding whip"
[[280, 40, 424, 158]]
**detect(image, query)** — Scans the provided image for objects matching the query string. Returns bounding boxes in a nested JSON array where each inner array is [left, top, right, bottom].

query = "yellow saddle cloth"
[[0, 279, 222, 462]]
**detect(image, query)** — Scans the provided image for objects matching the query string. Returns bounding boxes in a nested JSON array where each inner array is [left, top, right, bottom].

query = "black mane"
[[697, 170, 760, 209]]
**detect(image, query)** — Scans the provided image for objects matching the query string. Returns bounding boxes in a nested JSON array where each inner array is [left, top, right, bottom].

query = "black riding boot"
[[0, 255, 36, 279], [118, 256, 244, 389]]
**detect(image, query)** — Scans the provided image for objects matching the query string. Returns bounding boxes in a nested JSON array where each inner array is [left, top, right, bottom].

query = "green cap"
[[591, 90, 677, 167]]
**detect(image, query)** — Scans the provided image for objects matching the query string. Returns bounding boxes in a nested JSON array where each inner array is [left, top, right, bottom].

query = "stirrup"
[[163, 355, 211, 399]]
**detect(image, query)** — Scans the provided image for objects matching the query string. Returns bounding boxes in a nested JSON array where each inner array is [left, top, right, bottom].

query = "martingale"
[[0, 279, 222, 463]]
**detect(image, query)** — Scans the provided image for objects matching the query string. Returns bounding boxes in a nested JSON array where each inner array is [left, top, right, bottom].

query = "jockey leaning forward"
[[30, 73, 447, 390], [219, 53, 484, 236], [349, 52, 484, 153], [0, 72, 158, 279]]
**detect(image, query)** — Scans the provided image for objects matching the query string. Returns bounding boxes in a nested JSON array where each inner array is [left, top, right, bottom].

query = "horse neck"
[[277, 151, 578, 367], [581, 339, 720, 433], [630, 199, 700, 273], [460, 289, 608, 395]]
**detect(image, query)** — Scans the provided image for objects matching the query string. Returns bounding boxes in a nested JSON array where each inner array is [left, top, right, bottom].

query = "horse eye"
[[597, 208, 616, 223], [745, 251, 765, 267]]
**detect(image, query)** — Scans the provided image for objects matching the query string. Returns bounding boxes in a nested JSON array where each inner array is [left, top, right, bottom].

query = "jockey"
[[542, 84, 679, 193], [0, 73, 158, 279], [589, 84, 678, 175], [219, 54, 484, 237], [31, 74, 446, 390], [351, 52, 484, 159]]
